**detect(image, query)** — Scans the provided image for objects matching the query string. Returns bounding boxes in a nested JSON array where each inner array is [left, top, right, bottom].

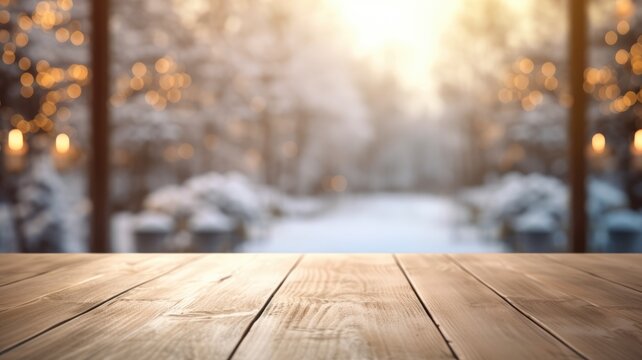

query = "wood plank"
[[3, 254, 299, 359], [0, 254, 104, 287], [0, 254, 198, 354], [546, 254, 642, 292], [397, 254, 579, 359], [504, 255, 642, 322], [0, 254, 168, 311], [453, 254, 642, 360], [233, 254, 454, 359]]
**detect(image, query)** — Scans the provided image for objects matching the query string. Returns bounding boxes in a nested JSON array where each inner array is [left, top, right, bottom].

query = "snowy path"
[[241, 194, 506, 252]]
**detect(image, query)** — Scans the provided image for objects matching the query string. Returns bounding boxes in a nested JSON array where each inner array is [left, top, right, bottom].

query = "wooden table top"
[[0, 254, 640, 359]]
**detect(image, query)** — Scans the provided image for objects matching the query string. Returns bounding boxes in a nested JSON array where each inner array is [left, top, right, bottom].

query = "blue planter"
[[513, 230, 556, 252], [606, 229, 641, 252]]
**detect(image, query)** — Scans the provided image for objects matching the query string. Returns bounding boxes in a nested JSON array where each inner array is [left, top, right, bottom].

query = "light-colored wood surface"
[[0, 254, 100, 287], [546, 254, 642, 292], [233, 254, 454, 359], [0, 254, 640, 359], [453, 254, 642, 360], [396, 254, 579, 359], [5, 254, 299, 359], [0, 254, 197, 353]]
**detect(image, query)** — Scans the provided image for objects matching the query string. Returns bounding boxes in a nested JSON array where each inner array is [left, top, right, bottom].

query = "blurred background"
[[1, 0, 641, 253]]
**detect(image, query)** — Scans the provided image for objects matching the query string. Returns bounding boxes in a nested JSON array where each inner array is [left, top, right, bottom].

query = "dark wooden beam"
[[90, 0, 110, 252], [569, 0, 588, 252]]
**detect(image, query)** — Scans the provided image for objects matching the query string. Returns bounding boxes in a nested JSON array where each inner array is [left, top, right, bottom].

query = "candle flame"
[[634, 129, 642, 154], [8, 129, 24, 152], [55, 133, 70, 154], [592, 133, 606, 154]]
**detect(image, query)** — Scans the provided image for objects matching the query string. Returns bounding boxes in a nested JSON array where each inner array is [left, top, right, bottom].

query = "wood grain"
[[0, 254, 197, 353], [233, 254, 454, 360], [453, 254, 642, 360], [3, 254, 299, 360], [0, 254, 171, 311], [1, 254, 640, 360], [397, 254, 579, 359], [546, 254, 642, 292], [0, 254, 101, 287], [504, 254, 642, 322]]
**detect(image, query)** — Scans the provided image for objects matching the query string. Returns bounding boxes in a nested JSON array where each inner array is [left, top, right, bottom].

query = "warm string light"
[[498, 57, 563, 111], [110, 57, 191, 111], [0, 0, 87, 168]]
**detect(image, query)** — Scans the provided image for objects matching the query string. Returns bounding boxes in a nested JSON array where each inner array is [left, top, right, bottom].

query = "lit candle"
[[53, 132, 72, 170], [631, 129, 642, 170], [55, 133, 70, 154], [4, 129, 27, 172], [588, 132, 612, 172]]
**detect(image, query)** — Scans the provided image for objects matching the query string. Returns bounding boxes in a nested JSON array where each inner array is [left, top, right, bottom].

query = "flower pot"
[[513, 230, 556, 252], [606, 229, 640, 252], [191, 230, 233, 252]]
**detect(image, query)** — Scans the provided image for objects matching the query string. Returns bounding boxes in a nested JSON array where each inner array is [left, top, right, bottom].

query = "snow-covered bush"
[[604, 209, 642, 233], [462, 172, 567, 232], [186, 172, 264, 222], [511, 210, 557, 233], [143, 185, 198, 218], [142, 171, 269, 227], [188, 210, 236, 233], [134, 211, 174, 233], [588, 179, 628, 219]]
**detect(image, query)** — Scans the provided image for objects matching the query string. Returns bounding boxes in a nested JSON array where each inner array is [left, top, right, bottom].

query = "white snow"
[[241, 194, 506, 253], [134, 211, 174, 232], [604, 210, 642, 232], [189, 210, 236, 232], [511, 210, 557, 232]]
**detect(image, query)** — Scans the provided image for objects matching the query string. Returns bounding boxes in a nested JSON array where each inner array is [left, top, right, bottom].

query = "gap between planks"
[[2, 254, 301, 359], [543, 254, 642, 294], [392, 254, 459, 359], [443, 254, 587, 359], [226, 255, 304, 360]]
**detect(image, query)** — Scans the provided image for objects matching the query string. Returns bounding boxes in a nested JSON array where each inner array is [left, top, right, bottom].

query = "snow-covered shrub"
[[143, 171, 268, 226], [588, 179, 628, 219], [143, 185, 197, 218], [462, 172, 567, 232], [134, 211, 174, 233], [188, 210, 236, 233], [511, 210, 557, 233], [15, 152, 69, 252], [604, 209, 642, 233], [185, 172, 264, 221]]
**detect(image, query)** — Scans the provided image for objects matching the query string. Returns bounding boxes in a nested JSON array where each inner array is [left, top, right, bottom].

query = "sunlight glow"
[[329, 0, 458, 100]]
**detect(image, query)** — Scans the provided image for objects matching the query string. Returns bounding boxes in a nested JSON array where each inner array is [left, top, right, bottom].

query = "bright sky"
[[328, 0, 460, 110]]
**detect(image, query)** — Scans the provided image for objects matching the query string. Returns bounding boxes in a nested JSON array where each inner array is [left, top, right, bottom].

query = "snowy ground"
[[241, 194, 507, 252]]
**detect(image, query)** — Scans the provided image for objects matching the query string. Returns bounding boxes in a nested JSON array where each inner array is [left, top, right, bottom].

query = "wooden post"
[[569, 0, 587, 252], [90, 0, 110, 252]]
